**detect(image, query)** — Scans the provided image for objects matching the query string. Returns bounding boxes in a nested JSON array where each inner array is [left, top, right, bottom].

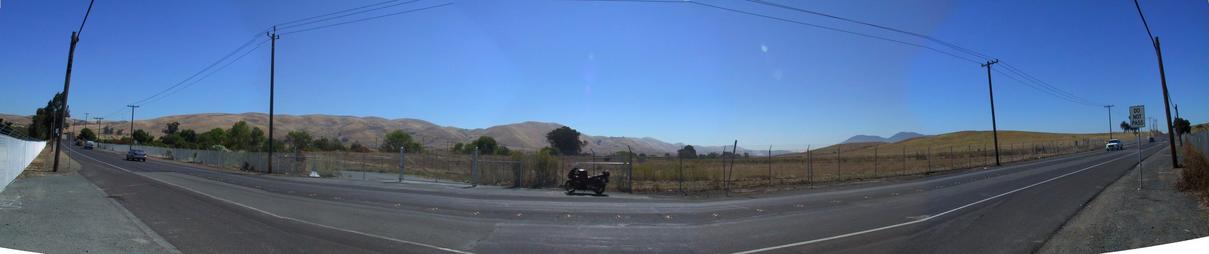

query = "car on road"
[[83, 141, 95, 150], [125, 149, 147, 162], [1105, 139, 1123, 151]]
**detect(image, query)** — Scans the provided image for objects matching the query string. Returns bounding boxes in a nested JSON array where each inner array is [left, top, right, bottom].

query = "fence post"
[[873, 145, 878, 178], [948, 146, 953, 170], [406, 146, 411, 182], [627, 145, 633, 193], [926, 145, 931, 174], [767, 145, 772, 187], [678, 153, 684, 195], [805, 145, 812, 186], [472, 148, 480, 187], [836, 144, 842, 182]]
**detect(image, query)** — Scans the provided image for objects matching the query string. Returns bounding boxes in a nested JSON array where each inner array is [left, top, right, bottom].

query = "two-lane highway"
[[66, 141, 1165, 253]]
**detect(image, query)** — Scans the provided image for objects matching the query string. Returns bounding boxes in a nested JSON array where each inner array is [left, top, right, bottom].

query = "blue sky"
[[2, 0, 1206, 148]]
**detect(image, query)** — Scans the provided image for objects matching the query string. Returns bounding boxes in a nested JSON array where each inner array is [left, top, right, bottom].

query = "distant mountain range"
[[6, 112, 794, 155], [841, 132, 928, 144]]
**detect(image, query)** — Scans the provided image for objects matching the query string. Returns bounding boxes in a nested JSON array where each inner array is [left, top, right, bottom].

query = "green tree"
[[1120, 121, 1135, 133], [29, 92, 69, 140], [677, 145, 697, 159], [545, 126, 585, 155], [285, 130, 313, 152], [1174, 117, 1192, 137], [199, 128, 227, 149], [496, 146, 511, 156], [226, 121, 253, 151], [162, 122, 180, 135], [249, 127, 265, 151], [452, 143, 464, 153], [380, 130, 422, 153], [179, 129, 199, 148], [132, 129, 153, 144], [465, 136, 500, 155], [77, 127, 96, 141]]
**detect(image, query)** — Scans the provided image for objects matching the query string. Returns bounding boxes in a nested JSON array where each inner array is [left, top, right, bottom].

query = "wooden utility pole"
[[1105, 105, 1115, 140], [982, 59, 1001, 166], [126, 105, 138, 150], [267, 26, 280, 174], [52, 0, 95, 172]]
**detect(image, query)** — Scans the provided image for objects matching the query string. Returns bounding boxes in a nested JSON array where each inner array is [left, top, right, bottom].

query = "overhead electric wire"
[[746, 0, 993, 61], [278, 2, 454, 35], [746, 0, 1107, 108], [139, 39, 271, 107], [276, 0, 423, 30], [583, 0, 1106, 109], [128, 32, 265, 106], [275, 0, 404, 27], [77, 0, 96, 36]]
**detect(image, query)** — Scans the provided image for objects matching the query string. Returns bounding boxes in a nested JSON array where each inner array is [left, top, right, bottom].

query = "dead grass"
[[1177, 144, 1209, 204]]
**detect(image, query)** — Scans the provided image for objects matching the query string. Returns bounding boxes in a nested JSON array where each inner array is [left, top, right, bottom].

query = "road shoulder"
[[0, 149, 179, 254], [1039, 146, 1209, 253]]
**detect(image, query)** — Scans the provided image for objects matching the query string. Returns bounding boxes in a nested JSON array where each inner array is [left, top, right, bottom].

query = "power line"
[[278, 2, 454, 35], [128, 32, 265, 106], [586, 0, 1105, 109], [276, 0, 404, 27], [139, 38, 271, 107], [77, 0, 96, 36], [276, 0, 423, 30], [746, 0, 1104, 108], [745, 0, 992, 60]]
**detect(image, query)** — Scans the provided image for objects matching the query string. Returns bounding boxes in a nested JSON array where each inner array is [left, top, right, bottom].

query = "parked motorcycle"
[[565, 168, 609, 195]]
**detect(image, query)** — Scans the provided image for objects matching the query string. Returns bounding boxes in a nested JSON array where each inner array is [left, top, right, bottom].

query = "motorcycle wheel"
[[593, 185, 604, 195], [564, 181, 574, 194]]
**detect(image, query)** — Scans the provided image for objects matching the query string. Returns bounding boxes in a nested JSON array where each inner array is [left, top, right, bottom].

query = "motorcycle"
[[565, 168, 610, 195]]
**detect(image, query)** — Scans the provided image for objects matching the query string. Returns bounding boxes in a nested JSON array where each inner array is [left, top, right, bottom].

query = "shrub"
[[1177, 144, 1209, 203]]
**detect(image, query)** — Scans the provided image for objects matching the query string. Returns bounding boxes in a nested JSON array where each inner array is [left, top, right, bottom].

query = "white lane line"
[[732, 150, 1141, 254], [68, 149, 474, 254]]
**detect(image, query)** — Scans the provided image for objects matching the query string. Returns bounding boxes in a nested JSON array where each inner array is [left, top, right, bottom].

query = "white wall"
[[0, 135, 47, 192]]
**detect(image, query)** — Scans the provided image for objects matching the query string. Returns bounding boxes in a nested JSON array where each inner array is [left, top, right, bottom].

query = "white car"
[[1105, 139, 1123, 151]]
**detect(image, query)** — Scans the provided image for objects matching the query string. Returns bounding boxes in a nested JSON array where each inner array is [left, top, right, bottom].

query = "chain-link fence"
[[92, 137, 1109, 194]]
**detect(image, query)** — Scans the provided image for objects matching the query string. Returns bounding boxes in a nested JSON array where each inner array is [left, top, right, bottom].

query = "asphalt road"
[[65, 141, 1165, 253]]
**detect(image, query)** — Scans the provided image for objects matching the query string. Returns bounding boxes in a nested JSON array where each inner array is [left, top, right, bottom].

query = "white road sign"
[[1130, 105, 1146, 128]]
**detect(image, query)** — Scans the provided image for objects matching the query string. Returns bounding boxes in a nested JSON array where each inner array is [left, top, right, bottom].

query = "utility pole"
[[82, 113, 90, 136], [1105, 105, 1115, 139], [93, 117, 104, 139], [52, 0, 96, 172], [1153, 37, 1179, 167], [127, 105, 138, 150], [982, 59, 1001, 166], [266, 26, 280, 174], [1134, 0, 1180, 167]]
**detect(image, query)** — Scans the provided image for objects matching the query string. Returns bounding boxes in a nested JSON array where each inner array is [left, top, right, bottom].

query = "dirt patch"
[[20, 146, 81, 177]]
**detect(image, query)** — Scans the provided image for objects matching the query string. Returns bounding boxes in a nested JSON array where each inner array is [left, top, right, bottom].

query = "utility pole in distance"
[[1105, 105, 1114, 140], [93, 117, 104, 139], [126, 105, 138, 151], [266, 26, 280, 174], [982, 59, 1001, 166], [52, 0, 96, 172]]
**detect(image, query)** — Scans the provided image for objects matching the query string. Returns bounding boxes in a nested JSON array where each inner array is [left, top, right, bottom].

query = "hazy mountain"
[[887, 132, 927, 143], [842, 135, 889, 144], [842, 132, 929, 144]]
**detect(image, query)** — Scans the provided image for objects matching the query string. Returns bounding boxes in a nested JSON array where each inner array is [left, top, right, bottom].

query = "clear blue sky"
[[2, 0, 1206, 148]]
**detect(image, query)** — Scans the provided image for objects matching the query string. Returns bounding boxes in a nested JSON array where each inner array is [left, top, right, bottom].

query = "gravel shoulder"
[[1039, 145, 1209, 253]]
